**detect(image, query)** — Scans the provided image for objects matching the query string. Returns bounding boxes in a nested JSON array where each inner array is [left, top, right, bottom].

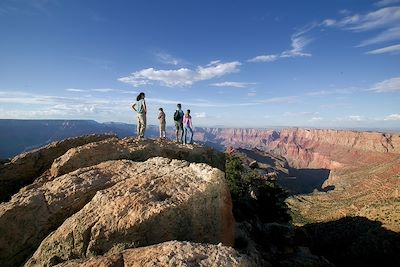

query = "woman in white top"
[[131, 92, 147, 140]]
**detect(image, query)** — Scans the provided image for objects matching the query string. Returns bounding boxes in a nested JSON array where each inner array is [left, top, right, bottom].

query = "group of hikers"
[[131, 92, 194, 144]]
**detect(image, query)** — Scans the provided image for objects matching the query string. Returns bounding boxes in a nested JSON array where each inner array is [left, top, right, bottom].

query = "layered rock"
[[0, 134, 115, 202], [50, 138, 225, 177], [53, 241, 255, 267], [25, 157, 233, 267]]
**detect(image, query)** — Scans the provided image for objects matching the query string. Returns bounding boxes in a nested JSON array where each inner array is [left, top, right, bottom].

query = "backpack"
[[174, 110, 182, 121]]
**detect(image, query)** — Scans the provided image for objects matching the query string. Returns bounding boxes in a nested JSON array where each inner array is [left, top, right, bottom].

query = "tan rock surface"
[[54, 241, 255, 267], [26, 157, 233, 267], [50, 138, 225, 178], [0, 160, 131, 267], [0, 134, 115, 202]]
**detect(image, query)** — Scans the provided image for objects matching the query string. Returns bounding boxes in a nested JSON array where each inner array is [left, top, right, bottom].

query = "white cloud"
[[91, 88, 115, 93], [281, 35, 312, 58], [375, 0, 400, 7], [310, 117, 323, 122], [334, 7, 400, 32], [284, 111, 319, 117], [155, 52, 181, 65], [366, 43, 400, 54], [322, 19, 336, 26], [249, 30, 312, 63], [194, 112, 206, 118], [348, 115, 363, 121], [306, 87, 356, 96], [147, 97, 258, 108], [210, 81, 256, 88], [359, 27, 400, 46], [323, 6, 400, 50], [66, 88, 87, 92], [118, 61, 241, 87], [248, 54, 278, 62], [384, 113, 400, 120], [370, 77, 400, 92], [259, 96, 299, 104]]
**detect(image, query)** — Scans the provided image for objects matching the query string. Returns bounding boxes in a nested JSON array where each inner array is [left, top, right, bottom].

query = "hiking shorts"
[[175, 120, 183, 131]]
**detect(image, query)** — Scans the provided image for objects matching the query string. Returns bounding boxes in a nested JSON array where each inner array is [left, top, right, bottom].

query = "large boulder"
[[0, 134, 115, 202], [50, 138, 225, 178], [25, 157, 234, 267], [0, 159, 133, 267], [54, 241, 255, 267]]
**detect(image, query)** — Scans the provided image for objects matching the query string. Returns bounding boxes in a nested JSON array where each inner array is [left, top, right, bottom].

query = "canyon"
[[1, 120, 399, 232], [1, 120, 400, 266], [196, 127, 400, 232]]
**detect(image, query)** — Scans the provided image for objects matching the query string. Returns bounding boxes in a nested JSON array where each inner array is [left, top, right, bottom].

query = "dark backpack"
[[174, 110, 182, 121]]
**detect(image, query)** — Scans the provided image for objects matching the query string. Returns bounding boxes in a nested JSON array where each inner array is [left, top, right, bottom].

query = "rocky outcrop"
[[53, 241, 255, 267], [50, 138, 225, 177], [2, 157, 231, 267], [0, 134, 115, 202]]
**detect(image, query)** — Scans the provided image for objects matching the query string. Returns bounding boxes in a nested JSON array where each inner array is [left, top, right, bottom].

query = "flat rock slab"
[[25, 157, 233, 267], [54, 241, 254, 267], [50, 138, 225, 178], [0, 134, 115, 202]]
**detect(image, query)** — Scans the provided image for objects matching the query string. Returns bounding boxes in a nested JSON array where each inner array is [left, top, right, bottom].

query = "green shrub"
[[225, 154, 291, 223]]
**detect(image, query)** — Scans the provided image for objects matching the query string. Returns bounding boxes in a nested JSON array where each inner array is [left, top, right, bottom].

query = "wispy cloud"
[[323, 6, 400, 50], [370, 77, 400, 92], [194, 112, 207, 118], [375, 0, 400, 7], [66, 88, 131, 93], [366, 43, 400, 54], [118, 60, 241, 87], [306, 87, 356, 96], [283, 111, 319, 117], [91, 88, 116, 93], [147, 97, 258, 108], [0, 0, 56, 16], [155, 52, 183, 66], [310, 117, 323, 122], [358, 27, 400, 46], [248, 30, 312, 63], [384, 113, 400, 120], [66, 88, 87, 92], [210, 81, 256, 88], [258, 96, 299, 104], [248, 54, 278, 63]]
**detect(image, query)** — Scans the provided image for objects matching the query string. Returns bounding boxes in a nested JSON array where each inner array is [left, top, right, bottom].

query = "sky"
[[0, 0, 400, 129]]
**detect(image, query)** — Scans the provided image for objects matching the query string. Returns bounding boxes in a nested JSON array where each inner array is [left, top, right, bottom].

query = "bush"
[[225, 155, 291, 224]]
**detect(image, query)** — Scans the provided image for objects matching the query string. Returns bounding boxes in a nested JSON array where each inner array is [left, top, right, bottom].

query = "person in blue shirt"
[[131, 92, 147, 140]]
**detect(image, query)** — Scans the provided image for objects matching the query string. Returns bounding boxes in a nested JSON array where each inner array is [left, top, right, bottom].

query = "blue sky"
[[0, 0, 400, 129]]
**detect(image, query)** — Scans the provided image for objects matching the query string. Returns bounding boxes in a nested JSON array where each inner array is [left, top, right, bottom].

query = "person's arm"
[[143, 100, 147, 114], [190, 116, 193, 128], [132, 103, 137, 112]]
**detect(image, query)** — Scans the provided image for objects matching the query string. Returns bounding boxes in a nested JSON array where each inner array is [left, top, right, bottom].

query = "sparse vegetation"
[[225, 154, 291, 224]]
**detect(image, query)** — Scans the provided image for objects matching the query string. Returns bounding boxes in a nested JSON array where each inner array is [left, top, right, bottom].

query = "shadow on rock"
[[295, 216, 400, 267]]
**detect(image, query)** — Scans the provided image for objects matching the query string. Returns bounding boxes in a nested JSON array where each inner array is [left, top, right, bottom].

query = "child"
[[158, 108, 166, 139]]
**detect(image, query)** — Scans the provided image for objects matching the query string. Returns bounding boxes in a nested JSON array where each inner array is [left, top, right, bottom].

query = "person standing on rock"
[[183, 109, 193, 144], [158, 107, 166, 140], [132, 92, 147, 140], [174, 103, 184, 143]]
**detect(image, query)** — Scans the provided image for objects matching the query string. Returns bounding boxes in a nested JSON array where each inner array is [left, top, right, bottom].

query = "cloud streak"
[[210, 81, 256, 88], [323, 6, 400, 51], [248, 30, 312, 63], [366, 43, 400, 54], [118, 60, 241, 87], [370, 77, 400, 92]]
